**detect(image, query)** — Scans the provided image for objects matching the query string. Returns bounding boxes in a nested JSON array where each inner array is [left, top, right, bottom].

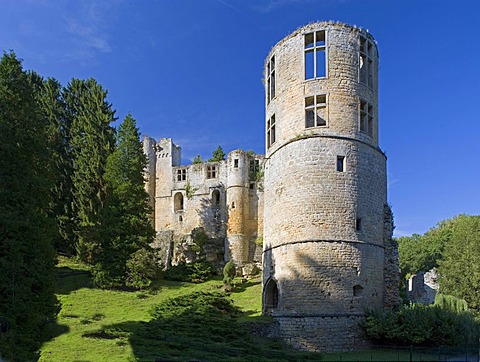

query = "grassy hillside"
[[39, 257, 319, 361]]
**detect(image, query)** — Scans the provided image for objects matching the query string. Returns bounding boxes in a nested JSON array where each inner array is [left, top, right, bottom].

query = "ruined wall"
[[143, 138, 264, 268], [262, 21, 388, 352]]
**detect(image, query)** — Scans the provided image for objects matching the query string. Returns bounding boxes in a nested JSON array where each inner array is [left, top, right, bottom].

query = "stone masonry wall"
[[263, 21, 387, 352]]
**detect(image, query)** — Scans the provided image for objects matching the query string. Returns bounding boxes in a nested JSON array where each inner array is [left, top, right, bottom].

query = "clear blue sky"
[[1, 0, 479, 237]]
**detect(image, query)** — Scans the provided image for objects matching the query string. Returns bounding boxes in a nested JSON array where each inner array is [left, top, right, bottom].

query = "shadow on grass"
[[55, 265, 93, 295], [86, 291, 321, 361]]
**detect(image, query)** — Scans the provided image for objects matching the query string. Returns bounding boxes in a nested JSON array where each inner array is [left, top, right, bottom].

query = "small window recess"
[[207, 165, 217, 179], [337, 156, 345, 172], [305, 94, 327, 128], [231, 202, 235, 209], [264, 278, 279, 314], [353, 285, 364, 297], [178, 215, 183, 222], [359, 35, 374, 88], [267, 114, 276, 149], [305, 30, 327, 80], [267, 55, 276, 104], [249, 182, 255, 190], [355, 218, 362, 232], [212, 189, 221, 206], [174, 192, 184, 212], [359, 100, 374, 136], [234, 159, 239, 168]]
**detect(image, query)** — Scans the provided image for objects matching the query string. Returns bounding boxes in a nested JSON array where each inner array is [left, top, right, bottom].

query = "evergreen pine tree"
[[0, 52, 60, 361], [29, 73, 75, 254], [93, 114, 156, 288], [64, 78, 116, 262], [208, 145, 226, 162]]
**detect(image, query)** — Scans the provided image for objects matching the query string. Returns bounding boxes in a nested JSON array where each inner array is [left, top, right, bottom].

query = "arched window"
[[212, 190, 220, 206], [264, 278, 279, 314], [174, 192, 184, 212], [353, 285, 364, 297]]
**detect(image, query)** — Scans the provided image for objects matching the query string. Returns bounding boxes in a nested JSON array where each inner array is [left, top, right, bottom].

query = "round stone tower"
[[262, 21, 388, 352]]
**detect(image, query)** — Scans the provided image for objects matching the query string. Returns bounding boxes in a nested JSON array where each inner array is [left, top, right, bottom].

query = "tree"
[[0, 52, 60, 360], [93, 114, 156, 288], [29, 73, 75, 254], [397, 219, 452, 279], [192, 154, 203, 164], [64, 78, 116, 262], [208, 145, 225, 162], [438, 215, 480, 311]]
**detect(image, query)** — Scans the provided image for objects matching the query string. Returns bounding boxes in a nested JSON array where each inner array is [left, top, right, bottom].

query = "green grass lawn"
[[41, 257, 308, 361], [40, 257, 454, 361]]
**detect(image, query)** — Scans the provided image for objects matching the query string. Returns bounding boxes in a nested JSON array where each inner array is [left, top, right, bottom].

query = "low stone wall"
[[271, 314, 370, 352]]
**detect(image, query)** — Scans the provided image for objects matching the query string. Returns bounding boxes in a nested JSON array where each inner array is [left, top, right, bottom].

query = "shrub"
[[126, 248, 161, 289], [223, 259, 236, 286], [364, 304, 480, 346], [164, 260, 216, 283], [434, 293, 468, 313]]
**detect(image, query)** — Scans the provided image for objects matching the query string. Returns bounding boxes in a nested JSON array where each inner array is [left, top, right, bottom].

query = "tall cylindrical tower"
[[226, 150, 250, 264], [262, 21, 387, 352]]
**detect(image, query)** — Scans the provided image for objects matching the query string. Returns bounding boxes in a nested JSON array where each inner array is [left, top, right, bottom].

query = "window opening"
[[337, 156, 345, 172], [356, 218, 362, 232], [305, 30, 326, 80], [267, 55, 276, 103], [267, 114, 276, 148], [249, 159, 260, 173], [207, 165, 217, 179], [249, 182, 255, 190], [360, 100, 373, 136], [234, 159, 239, 168], [179, 215, 183, 222], [231, 202, 235, 209], [353, 285, 364, 296], [174, 192, 184, 212], [359, 35, 374, 88], [264, 278, 279, 312], [305, 94, 327, 128], [212, 190, 220, 206], [176, 168, 186, 181]]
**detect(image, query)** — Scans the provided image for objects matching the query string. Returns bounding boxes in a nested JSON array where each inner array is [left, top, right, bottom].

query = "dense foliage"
[[438, 215, 480, 311], [397, 220, 452, 279], [164, 260, 216, 283], [0, 52, 60, 361], [93, 115, 156, 288], [364, 304, 479, 347], [398, 215, 480, 312], [208, 145, 226, 162], [65, 78, 116, 262]]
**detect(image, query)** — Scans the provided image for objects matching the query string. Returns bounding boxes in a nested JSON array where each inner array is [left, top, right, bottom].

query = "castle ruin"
[[144, 21, 399, 353]]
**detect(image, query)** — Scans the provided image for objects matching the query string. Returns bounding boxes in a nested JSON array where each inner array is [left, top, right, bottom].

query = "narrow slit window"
[[305, 30, 326, 80], [305, 94, 327, 128], [267, 114, 276, 148], [234, 159, 239, 168], [337, 156, 345, 172], [356, 218, 362, 232], [212, 190, 220, 206]]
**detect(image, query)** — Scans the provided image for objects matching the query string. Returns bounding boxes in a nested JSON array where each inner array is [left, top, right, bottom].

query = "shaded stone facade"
[[262, 21, 399, 352]]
